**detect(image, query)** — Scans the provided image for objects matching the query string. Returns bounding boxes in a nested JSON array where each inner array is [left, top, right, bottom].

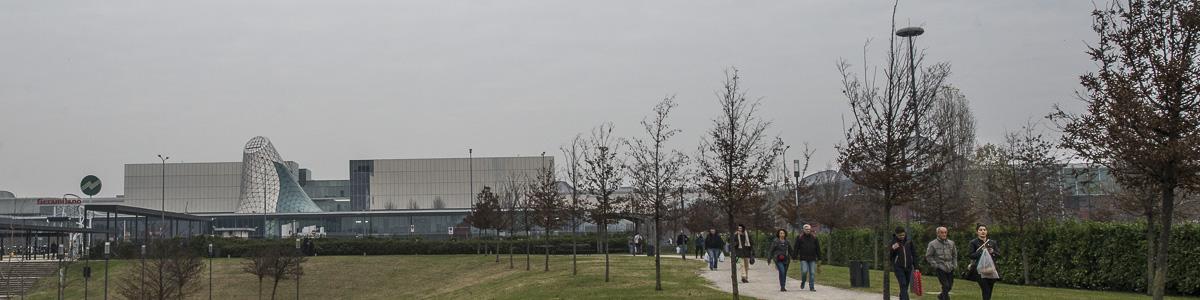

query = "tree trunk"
[[882, 203, 892, 300], [496, 229, 501, 263], [544, 234, 550, 272], [654, 213, 662, 291], [1152, 184, 1176, 300], [1145, 213, 1157, 295], [603, 220, 610, 282], [526, 234, 531, 271], [728, 212, 740, 300], [1021, 239, 1030, 284], [271, 279, 280, 300], [572, 211, 578, 276], [259, 277, 264, 300], [826, 227, 835, 265]]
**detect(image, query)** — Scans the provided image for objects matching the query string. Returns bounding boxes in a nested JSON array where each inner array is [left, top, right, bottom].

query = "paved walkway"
[[691, 256, 892, 300]]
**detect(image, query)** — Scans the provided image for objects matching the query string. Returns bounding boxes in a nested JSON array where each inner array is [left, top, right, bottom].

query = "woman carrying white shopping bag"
[[966, 224, 1001, 300]]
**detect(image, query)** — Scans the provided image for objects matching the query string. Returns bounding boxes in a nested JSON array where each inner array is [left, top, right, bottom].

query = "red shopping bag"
[[913, 270, 924, 296]]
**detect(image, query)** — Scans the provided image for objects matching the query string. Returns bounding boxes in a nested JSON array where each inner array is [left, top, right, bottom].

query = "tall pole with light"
[[468, 148, 473, 241], [157, 155, 169, 238], [895, 26, 924, 109], [208, 243, 213, 300], [896, 25, 923, 227], [793, 160, 801, 229]]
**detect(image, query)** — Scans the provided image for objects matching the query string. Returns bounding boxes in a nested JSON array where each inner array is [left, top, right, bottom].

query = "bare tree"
[[800, 169, 877, 263], [834, 2, 951, 297], [242, 247, 275, 300], [119, 240, 203, 300], [1050, 1, 1200, 298], [627, 96, 690, 291], [581, 123, 626, 282], [560, 134, 585, 275], [266, 247, 306, 300], [975, 123, 1068, 284], [499, 173, 524, 269], [528, 160, 564, 272], [913, 86, 979, 229], [433, 197, 447, 209], [466, 186, 502, 262], [696, 68, 785, 299]]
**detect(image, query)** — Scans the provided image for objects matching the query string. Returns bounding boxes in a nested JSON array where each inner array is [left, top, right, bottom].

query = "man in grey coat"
[[925, 226, 958, 300]]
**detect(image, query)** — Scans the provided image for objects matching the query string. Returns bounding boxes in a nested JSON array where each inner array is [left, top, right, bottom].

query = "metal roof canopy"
[[192, 208, 472, 218], [0, 220, 112, 234], [84, 204, 210, 222]]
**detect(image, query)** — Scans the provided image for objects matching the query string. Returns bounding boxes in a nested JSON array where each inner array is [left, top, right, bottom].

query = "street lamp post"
[[208, 243, 213, 300], [140, 245, 146, 300], [793, 159, 801, 228], [157, 155, 169, 238], [468, 148, 473, 241], [103, 241, 109, 300]]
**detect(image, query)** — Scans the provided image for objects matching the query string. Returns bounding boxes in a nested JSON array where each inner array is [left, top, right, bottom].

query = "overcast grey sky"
[[1, 1, 1097, 197]]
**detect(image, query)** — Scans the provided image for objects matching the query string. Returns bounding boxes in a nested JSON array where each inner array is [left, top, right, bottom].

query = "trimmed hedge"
[[815, 222, 1200, 296], [92, 234, 631, 260]]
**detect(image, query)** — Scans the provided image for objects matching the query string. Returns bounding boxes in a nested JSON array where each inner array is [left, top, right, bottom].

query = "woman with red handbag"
[[769, 229, 792, 292]]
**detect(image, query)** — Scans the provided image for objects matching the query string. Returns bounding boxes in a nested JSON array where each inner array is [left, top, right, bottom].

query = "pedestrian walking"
[[968, 224, 1001, 300], [628, 236, 635, 255], [890, 227, 918, 300], [770, 229, 792, 292], [676, 232, 690, 259], [704, 228, 725, 270], [733, 224, 753, 283], [925, 226, 957, 300], [793, 224, 821, 291], [694, 233, 705, 258], [633, 233, 644, 255]]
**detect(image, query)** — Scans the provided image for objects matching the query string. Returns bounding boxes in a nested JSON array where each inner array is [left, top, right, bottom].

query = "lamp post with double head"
[[157, 155, 169, 238]]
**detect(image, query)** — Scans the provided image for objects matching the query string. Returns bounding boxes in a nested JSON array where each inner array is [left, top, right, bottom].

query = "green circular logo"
[[81, 175, 102, 196]]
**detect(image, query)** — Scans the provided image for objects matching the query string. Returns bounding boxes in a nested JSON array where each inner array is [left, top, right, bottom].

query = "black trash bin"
[[850, 260, 871, 288]]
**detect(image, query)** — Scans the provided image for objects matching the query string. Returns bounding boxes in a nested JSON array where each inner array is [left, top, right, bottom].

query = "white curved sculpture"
[[236, 136, 321, 214]]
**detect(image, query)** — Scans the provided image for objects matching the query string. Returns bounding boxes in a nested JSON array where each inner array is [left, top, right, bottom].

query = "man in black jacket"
[[704, 229, 725, 271], [890, 227, 918, 300], [675, 232, 690, 259], [793, 224, 821, 291]]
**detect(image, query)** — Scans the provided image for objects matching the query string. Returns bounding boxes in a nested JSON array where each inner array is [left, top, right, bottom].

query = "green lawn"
[[24, 254, 742, 300], [788, 263, 1199, 300]]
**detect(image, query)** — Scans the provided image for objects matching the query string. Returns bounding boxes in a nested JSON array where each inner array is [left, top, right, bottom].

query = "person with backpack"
[[704, 228, 725, 270], [793, 224, 821, 291], [890, 226, 918, 300], [769, 229, 792, 292], [926, 226, 957, 300], [968, 224, 1001, 300]]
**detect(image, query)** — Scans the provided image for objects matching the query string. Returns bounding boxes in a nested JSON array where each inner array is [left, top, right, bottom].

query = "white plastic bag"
[[977, 248, 1000, 279]]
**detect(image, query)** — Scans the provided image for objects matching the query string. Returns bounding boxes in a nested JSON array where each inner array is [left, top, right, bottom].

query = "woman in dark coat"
[[968, 224, 1001, 300], [769, 229, 792, 292]]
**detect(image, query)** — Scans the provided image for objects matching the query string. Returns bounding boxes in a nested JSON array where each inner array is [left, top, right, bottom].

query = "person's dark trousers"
[[774, 261, 789, 290], [935, 269, 954, 300], [978, 278, 997, 300], [893, 267, 913, 300]]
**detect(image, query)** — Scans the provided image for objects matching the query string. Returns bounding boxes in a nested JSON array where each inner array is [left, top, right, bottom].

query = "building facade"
[[350, 157, 552, 211]]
